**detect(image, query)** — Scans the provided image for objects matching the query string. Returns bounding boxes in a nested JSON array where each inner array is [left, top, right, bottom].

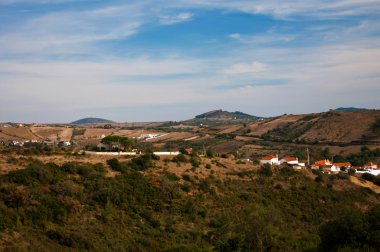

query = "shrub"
[[46, 229, 93, 250], [182, 174, 192, 182], [205, 164, 212, 169], [348, 168, 356, 175], [315, 174, 323, 183], [106, 158, 127, 172], [129, 154, 157, 171], [206, 149, 215, 158], [190, 156, 200, 168], [165, 173, 180, 181], [362, 172, 376, 182], [336, 173, 349, 180], [8, 161, 62, 185], [260, 164, 273, 177], [280, 165, 297, 176], [172, 154, 187, 163], [61, 162, 79, 174]]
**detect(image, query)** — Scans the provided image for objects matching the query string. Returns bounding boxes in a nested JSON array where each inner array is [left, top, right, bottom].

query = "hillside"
[[0, 154, 379, 251], [70, 117, 114, 125], [256, 110, 380, 143]]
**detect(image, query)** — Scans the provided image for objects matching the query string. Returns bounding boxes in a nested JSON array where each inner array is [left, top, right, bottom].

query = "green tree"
[[101, 136, 133, 150]]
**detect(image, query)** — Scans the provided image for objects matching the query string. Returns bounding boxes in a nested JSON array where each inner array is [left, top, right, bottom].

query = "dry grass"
[[1, 127, 40, 140], [350, 176, 380, 194], [247, 115, 304, 136], [301, 110, 380, 142]]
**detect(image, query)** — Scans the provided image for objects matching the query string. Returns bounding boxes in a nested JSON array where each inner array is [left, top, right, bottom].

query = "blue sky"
[[1, 0, 380, 123]]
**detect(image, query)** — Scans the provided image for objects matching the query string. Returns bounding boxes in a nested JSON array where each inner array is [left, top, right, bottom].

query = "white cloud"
[[159, 12, 194, 25], [166, 0, 380, 19], [224, 61, 267, 74], [228, 33, 241, 40]]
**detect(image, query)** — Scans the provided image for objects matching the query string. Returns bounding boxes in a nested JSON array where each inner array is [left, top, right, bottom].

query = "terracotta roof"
[[185, 148, 193, 154], [261, 155, 277, 161], [364, 162, 377, 166], [333, 162, 351, 167], [314, 160, 332, 166], [282, 157, 298, 162]]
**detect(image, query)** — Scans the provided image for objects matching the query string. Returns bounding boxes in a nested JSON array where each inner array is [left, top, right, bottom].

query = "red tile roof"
[[365, 162, 377, 167], [282, 157, 298, 162], [261, 155, 277, 161], [314, 160, 332, 166], [333, 162, 351, 167]]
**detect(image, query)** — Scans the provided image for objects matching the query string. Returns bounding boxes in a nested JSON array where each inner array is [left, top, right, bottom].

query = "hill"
[[181, 109, 260, 126], [254, 110, 380, 143], [195, 109, 259, 120], [70, 117, 114, 125], [336, 107, 367, 111]]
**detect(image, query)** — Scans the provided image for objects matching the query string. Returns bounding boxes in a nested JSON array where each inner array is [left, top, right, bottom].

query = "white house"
[[364, 162, 378, 170], [260, 155, 279, 165], [323, 165, 339, 174], [280, 157, 299, 165], [333, 162, 351, 170]]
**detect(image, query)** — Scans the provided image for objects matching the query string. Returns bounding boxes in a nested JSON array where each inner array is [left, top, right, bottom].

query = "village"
[[259, 154, 380, 176]]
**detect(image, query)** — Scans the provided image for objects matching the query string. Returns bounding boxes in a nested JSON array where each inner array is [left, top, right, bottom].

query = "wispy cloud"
[[159, 12, 194, 25], [224, 61, 267, 74]]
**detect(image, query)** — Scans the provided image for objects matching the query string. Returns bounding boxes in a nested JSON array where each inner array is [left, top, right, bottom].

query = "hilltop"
[[195, 109, 259, 120], [336, 107, 367, 111], [181, 109, 260, 126], [70, 117, 114, 125]]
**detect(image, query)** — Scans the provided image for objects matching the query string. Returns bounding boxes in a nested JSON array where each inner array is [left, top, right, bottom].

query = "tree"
[[101, 136, 133, 151], [260, 164, 273, 177], [321, 147, 331, 159], [348, 168, 356, 175]]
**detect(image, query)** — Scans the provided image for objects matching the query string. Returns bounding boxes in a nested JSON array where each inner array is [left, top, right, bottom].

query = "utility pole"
[[307, 148, 310, 166]]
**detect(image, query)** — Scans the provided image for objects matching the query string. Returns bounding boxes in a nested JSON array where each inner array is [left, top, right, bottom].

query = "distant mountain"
[[335, 107, 367, 111], [195, 109, 259, 120], [70, 117, 114, 125]]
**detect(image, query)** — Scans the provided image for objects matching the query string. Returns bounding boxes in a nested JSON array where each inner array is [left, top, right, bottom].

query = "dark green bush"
[[260, 164, 273, 177], [129, 154, 157, 170], [165, 173, 180, 181], [172, 154, 187, 163]]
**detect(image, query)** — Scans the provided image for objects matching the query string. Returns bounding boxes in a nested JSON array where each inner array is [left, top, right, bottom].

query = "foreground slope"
[[0, 154, 379, 251]]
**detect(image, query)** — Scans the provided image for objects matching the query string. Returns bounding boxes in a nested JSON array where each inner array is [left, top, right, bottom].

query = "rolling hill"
[[253, 110, 380, 143], [70, 117, 114, 125], [183, 109, 261, 125]]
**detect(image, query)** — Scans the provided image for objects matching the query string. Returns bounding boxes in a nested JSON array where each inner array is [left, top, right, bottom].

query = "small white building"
[[260, 155, 279, 165], [323, 165, 339, 174], [333, 162, 351, 170], [364, 162, 378, 170], [153, 151, 180, 156], [280, 157, 299, 165]]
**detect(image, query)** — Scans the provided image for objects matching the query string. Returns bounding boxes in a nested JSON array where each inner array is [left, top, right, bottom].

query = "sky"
[[1, 0, 380, 123]]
